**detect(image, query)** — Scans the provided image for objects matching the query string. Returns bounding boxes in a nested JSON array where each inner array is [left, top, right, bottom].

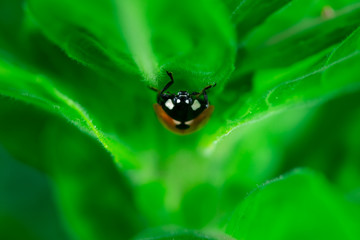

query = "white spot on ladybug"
[[185, 120, 193, 125], [165, 99, 174, 110], [176, 99, 181, 104], [191, 100, 201, 111], [185, 99, 190, 104], [173, 119, 181, 125]]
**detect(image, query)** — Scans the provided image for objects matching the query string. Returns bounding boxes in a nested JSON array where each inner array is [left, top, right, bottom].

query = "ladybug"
[[150, 71, 216, 135]]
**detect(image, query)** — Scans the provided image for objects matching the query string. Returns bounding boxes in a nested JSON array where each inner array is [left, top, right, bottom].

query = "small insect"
[[150, 71, 216, 135]]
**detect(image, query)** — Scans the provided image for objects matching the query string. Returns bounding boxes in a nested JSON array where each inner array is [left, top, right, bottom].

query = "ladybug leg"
[[160, 71, 174, 94], [202, 83, 217, 92], [193, 83, 216, 99]]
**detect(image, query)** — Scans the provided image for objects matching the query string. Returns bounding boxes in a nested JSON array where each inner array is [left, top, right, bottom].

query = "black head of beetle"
[[149, 71, 216, 132]]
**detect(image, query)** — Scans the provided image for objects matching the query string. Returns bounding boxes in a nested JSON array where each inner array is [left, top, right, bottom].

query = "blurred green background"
[[0, 0, 360, 239]]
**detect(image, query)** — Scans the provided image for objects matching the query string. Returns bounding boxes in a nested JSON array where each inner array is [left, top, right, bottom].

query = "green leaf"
[[322, 26, 360, 89], [134, 228, 232, 240], [207, 25, 360, 149], [225, 169, 360, 240], [230, 0, 292, 40], [0, 0, 239, 170], [0, 0, 27, 59], [203, 83, 360, 220], [0, 95, 144, 240], [180, 183, 219, 228], [0, 146, 71, 240], [28, 0, 236, 89], [42, 118, 145, 240], [1, 1, 360, 239], [134, 181, 168, 226], [0, 56, 137, 167], [0, 215, 39, 240], [199, 27, 360, 207], [235, 1, 360, 74]]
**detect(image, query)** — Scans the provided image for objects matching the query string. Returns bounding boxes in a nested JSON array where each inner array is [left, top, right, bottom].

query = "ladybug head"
[[173, 91, 193, 107]]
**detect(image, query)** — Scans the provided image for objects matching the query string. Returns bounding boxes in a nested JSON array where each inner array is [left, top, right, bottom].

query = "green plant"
[[1, 0, 360, 239]]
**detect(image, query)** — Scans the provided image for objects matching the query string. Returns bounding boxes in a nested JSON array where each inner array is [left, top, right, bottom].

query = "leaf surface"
[[225, 169, 360, 240]]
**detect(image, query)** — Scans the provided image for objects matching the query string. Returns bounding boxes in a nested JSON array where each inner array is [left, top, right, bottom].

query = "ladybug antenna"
[[192, 83, 216, 99], [202, 83, 217, 93]]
